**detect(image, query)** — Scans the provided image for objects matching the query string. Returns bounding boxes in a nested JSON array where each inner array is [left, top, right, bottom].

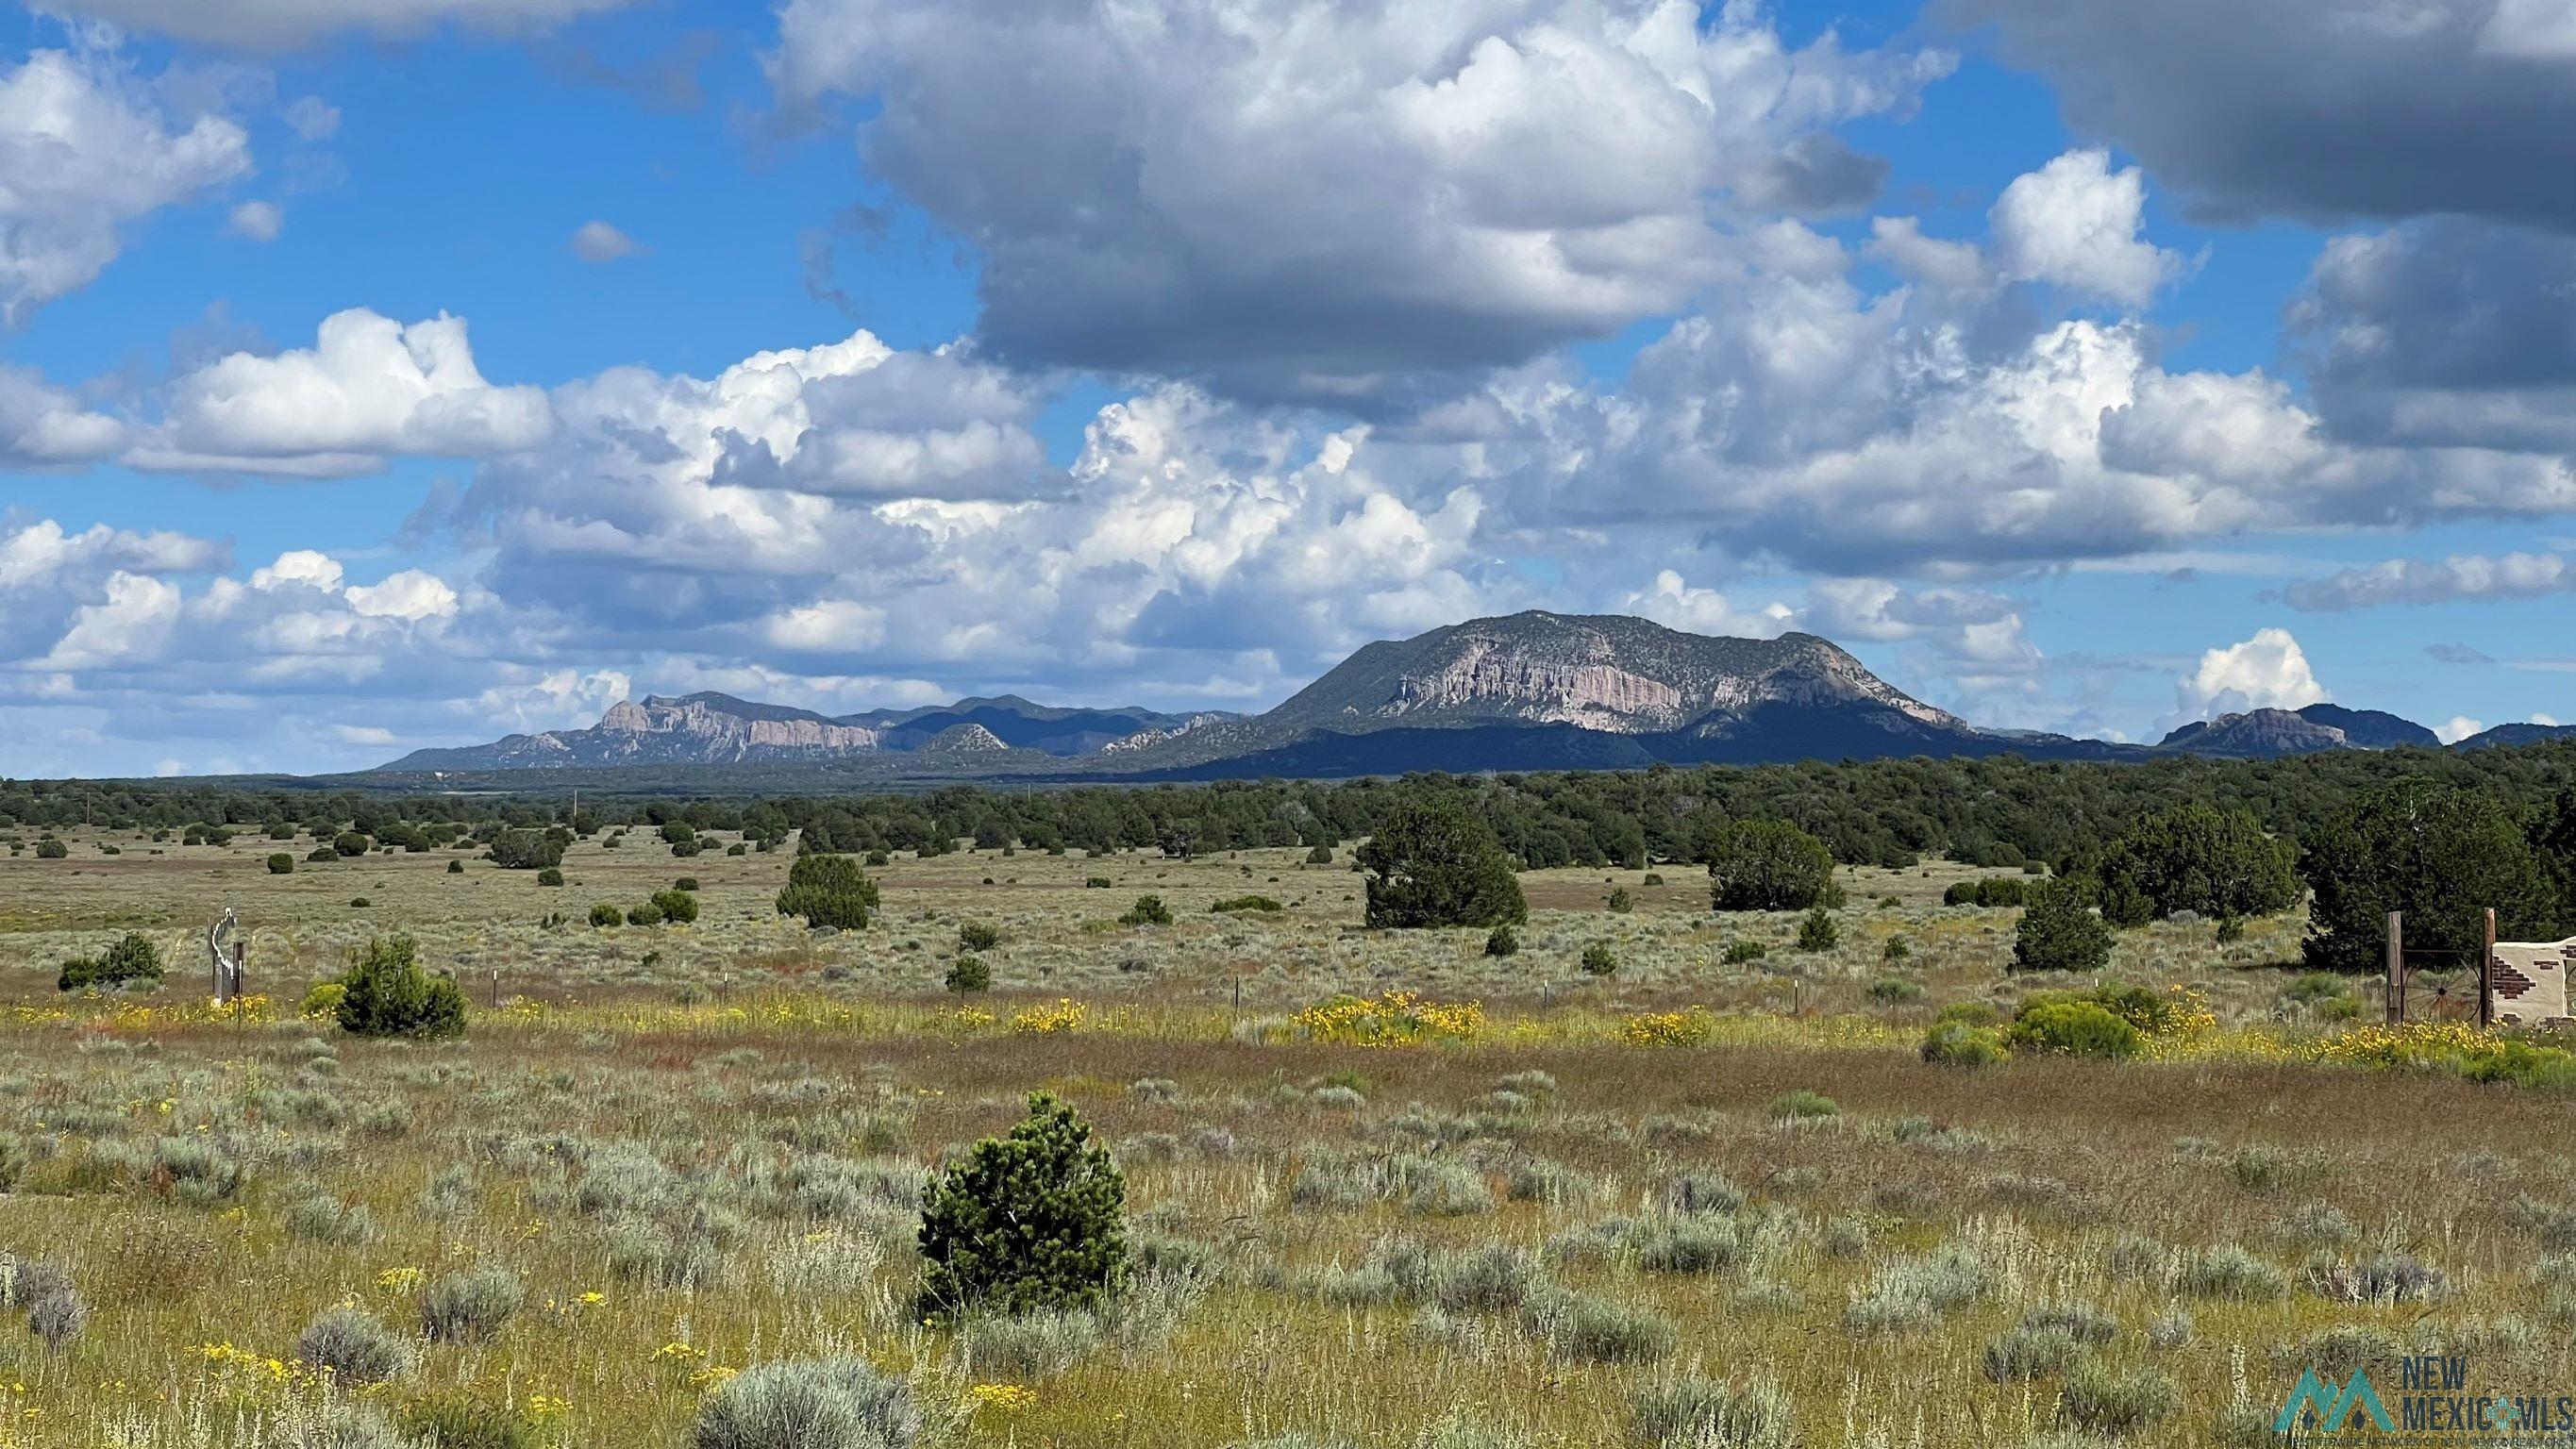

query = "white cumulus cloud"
[[2178, 627, 2328, 719], [1991, 149, 2183, 308], [770, 0, 1952, 399], [137, 308, 552, 475], [0, 48, 252, 325]]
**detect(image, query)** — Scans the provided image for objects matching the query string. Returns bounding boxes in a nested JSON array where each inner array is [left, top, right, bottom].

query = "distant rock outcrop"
[[377, 692, 1220, 772], [2158, 702, 2440, 758]]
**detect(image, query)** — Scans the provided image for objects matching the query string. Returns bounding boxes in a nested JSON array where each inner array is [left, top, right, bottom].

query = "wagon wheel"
[[2414, 970, 2478, 1023]]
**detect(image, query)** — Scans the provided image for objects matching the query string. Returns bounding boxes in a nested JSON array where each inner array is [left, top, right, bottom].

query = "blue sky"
[[1, 0, 2570, 775]]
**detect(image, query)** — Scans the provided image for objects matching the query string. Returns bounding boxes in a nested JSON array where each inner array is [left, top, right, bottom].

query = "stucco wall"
[[2491, 938, 2573, 1025]]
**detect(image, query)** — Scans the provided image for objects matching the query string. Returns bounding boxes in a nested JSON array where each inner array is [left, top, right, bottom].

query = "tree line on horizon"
[[10, 742, 2573, 977]]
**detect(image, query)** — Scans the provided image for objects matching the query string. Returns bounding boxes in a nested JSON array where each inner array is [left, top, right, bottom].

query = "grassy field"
[[0, 826, 2568, 1448]]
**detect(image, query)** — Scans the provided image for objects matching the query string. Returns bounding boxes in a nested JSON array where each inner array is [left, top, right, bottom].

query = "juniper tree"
[[1357, 796, 1527, 929]]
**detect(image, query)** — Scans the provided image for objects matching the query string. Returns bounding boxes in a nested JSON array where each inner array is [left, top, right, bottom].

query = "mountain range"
[[375, 611, 2571, 783]]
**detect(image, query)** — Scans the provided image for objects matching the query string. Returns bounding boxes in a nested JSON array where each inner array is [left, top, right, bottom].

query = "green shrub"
[[1211, 895, 1282, 914], [2005, 1002, 2141, 1059], [1981, 1324, 2090, 1383], [627, 902, 665, 927], [1768, 1090, 1839, 1122], [2173, 1244, 2287, 1300], [1606, 887, 1633, 913], [1084, 876, 1112, 890], [1724, 939, 1766, 964], [2011, 879, 2113, 973], [649, 889, 699, 924], [1942, 877, 2029, 908], [1357, 797, 1527, 929], [2051, 983, 2184, 1035], [916, 1092, 1127, 1322], [1630, 1374, 1794, 1449], [267, 853, 294, 874], [1920, 1022, 2010, 1067], [486, 829, 564, 871], [536, 868, 563, 887], [945, 956, 992, 993], [2096, 803, 2299, 924], [1304, 844, 1333, 865], [295, 1306, 412, 1384], [675, 877, 699, 891], [1703, 819, 1840, 911], [419, 1266, 523, 1342], [1866, 976, 1925, 1005], [958, 922, 1002, 952], [588, 903, 621, 928], [58, 932, 162, 992], [2056, 1360, 2181, 1433], [1935, 1000, 2000, 1027], [1524, 1287, 1675, 1364], [308, 846, 337, 862], [333, 831, 373, 858], [1796, 908, 1839, 952], [1580, 942, 1617, 976], [335, 936, 466, 1041], [690, 1357, 920, 1449], [33, 838, 66, 859], [960, 1308, 1103, 1376], [776, 854, 881, 931], [301, 980, 348, 1019], [1120, 895, 1174, 926], [398, 1395, 537, 1449], [864, 849, 891, 867], [1484, 925, 1520, 958]]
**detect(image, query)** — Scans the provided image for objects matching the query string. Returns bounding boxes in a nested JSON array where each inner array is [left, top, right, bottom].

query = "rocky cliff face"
[[2158, 708, 2351, 758], [379, 691, 1213, 772], [597, 697, 886, 759], [1391, 647, 1689, 730], [1274, 612, 1961, 735], [1110, 610, 1985, 772], [2157, 702, 2442, 758]]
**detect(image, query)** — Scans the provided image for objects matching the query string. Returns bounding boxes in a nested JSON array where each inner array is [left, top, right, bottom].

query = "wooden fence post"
[[2482, 907, 2498, 1030], [2385, 912, 2404, 1025]]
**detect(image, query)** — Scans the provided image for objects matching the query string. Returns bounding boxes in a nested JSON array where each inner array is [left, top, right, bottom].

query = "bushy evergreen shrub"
[[945, 956, 992, 993], [1119, 894, 1174, 926], [776, 854, 880, 930], [2011, 879, 2113, 973], [57, 932, 161, 992], [1704, 819, 1840, 911], [1356, 797, 1527, 929], [916, 1092, 1126, 1322], [335, 936, 465, 1040]]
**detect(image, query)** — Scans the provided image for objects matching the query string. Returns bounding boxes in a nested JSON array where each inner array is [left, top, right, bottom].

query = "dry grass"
[[0, 829, 2565, 1447]]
